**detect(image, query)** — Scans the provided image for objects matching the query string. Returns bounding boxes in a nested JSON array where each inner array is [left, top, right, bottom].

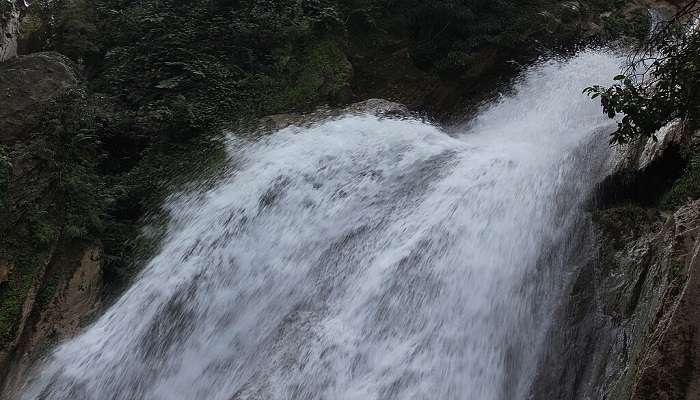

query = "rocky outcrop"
[[0, 243, 103, 400], [0, 52, 79, 145], [255, 98, 410, 133], [0, 0, 22, 62], [591, 200, 700, 400], [626, 201, 700, 400], [535, 124, 700, 400]]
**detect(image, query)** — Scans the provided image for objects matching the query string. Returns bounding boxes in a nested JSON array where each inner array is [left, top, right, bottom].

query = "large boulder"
[[0, 52, 79, 145]]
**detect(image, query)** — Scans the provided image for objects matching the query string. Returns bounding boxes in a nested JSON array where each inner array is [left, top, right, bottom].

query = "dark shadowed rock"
[[0, 52, 79, 145], [535, 123, 700, 400]]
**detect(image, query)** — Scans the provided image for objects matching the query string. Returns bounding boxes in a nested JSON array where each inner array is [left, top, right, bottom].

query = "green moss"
[[269, 39, 351, 111], [669, 260, 684, 281], [660, 155, 700, 209], [34, 265, 61, 310]]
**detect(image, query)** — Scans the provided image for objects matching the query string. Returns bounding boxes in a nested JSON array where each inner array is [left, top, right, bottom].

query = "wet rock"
[[257, 113, 307, 132], [595, 121, 690, 208], [343, 98, 410, 117], [616, 120, 687, 172], [254, 99, 410, 133], [628, 200, 700, 400], [537, 197, 700, 400], [534, 118, 700, 400]]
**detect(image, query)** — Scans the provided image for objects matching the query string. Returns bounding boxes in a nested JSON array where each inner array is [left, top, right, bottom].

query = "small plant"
[[661, 154, 700, 208]]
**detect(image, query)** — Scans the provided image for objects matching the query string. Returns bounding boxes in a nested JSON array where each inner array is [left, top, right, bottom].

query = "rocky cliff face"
[[0, 51, 104, 399], [535, 124, 700, 400], [0, 244, 103, 399], [590, 198, 700, 400]]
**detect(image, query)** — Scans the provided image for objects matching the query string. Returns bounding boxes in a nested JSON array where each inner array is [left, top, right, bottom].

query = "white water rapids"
[[22, 50, 622, 400]]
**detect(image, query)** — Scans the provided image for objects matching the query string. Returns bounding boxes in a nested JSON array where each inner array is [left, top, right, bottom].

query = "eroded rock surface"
[[255, 98, 410, 133], [0, 244, 103, 400], [535, 125, 700, 400]]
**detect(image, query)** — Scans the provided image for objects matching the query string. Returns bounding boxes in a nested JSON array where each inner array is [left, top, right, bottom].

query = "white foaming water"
[[22, 50, 621, 400]]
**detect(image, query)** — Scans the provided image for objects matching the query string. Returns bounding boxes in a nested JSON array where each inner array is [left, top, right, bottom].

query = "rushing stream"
[[22, 49, 622, 400]]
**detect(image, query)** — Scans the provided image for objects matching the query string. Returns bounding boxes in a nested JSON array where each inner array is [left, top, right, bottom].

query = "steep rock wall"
[[0, 244, 103, 399], [535, 124, 700, 400], [0, 51, 104, 398]]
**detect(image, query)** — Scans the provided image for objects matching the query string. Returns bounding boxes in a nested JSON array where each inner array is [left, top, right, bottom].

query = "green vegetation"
[[585, 1, 700, 210], [585, 1, 700, 145], [661, 154, 700, 208], [0, 89, 99, 347]]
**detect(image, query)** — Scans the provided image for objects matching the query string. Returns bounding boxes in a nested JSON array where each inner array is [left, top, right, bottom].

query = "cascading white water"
[[22, 49, 622, 400]]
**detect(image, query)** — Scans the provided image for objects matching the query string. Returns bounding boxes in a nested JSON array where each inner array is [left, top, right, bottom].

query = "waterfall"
[[21, 49, 622, 400]]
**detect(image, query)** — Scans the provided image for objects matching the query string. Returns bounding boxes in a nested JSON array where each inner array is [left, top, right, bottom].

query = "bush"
[[661, 154, 700, 209]]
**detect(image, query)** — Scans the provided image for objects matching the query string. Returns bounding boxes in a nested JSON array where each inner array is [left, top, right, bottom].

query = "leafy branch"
[[584, 0, 700, 145]]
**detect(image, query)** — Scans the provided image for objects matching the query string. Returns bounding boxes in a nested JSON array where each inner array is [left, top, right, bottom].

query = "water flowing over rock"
[[19, 50, 623, 400], [255, 99, 410, 133]]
